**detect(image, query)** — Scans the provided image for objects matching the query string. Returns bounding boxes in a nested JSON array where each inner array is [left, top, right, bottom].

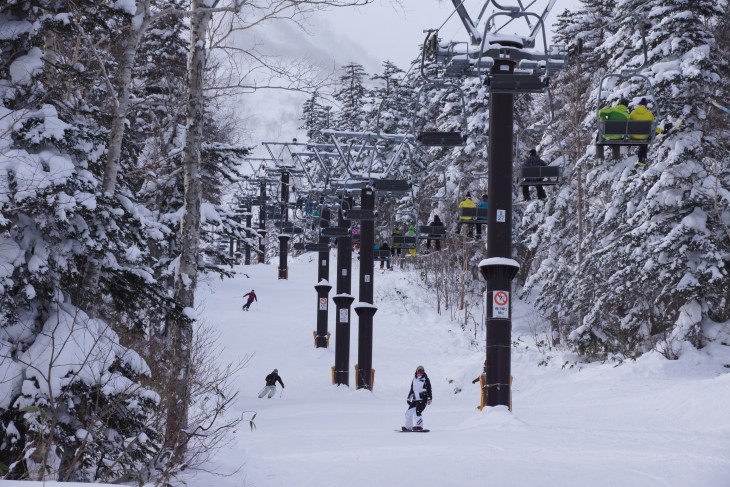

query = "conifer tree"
[[570, 1, 727, 358], [369, 60, 411, 134], [0, 2, 165, 479], [300, 91, 332, 142], [333, 62, 368, 132]]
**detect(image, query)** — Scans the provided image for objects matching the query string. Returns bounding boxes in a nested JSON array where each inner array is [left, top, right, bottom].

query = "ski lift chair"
[[374, 249, 392, 261], [416, 225, 447, 240], [372, 178, 411, 197], [594, 14, 661, 163], [273, 221, 304, 235], [595, 93, 659, 163], [391, 234, 417, 250], [517, 165, 563, 187], [595, 73, 660, 146], [457, 207, 489, 221], [304, 242, 330, 252], [413, 83, 468, 147], [413, 31, 468, 147]]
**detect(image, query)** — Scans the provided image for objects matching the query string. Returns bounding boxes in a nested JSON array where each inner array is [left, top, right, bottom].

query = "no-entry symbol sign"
[[492, 291, 509, 318]]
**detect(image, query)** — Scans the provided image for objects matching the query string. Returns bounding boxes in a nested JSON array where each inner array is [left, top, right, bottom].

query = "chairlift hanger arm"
[[451, 0, 482, 45], [325, 130, 401, 181], [377, 137, 410, 178], [262, 141, 308, 167], [309, 147, 342, 176], [628, 13, 650, 74], [242, 157, 274, 178], [527, 0, 556, 41], [327, 134, 358, 179], [289, 153, 317, 188]]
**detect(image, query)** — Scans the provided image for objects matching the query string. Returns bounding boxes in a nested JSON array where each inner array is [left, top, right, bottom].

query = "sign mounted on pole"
[[492, 290, 509, 318], [319, 297, 328, 310]]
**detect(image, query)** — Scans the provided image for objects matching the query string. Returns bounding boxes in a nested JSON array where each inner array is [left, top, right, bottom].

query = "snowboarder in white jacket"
[[403, 365, 433, 431]]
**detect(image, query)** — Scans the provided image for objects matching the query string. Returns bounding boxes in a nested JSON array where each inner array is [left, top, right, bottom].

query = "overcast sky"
[[235, 0, 582, 154]]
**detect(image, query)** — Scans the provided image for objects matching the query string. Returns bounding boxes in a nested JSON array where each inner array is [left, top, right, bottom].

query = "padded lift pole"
[[258, 181, 267, 264], [333, 199, 354, 385], [314, 207, 332, 348], [482, 60, 518, 409], [277, 171, 290, 279], [355, 187, 377, 390]]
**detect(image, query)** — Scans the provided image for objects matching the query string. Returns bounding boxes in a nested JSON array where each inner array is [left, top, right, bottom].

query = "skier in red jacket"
[[242, 290, 257, 311]]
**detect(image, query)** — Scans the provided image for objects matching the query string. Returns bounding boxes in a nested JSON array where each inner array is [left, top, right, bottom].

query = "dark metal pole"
[[278, 171, 290, 279], [314, 207, 332, 348], [333, 199, 354, 386], [277, 234, 290, 279], [258, 182, 267, 264], [244, 206, 252, 266], [482, 60, 518, 408], [355, 187, 377, 390]]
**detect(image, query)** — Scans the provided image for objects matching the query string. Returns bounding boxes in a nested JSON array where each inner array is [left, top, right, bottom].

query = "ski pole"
[[279, 387, 284, 398]]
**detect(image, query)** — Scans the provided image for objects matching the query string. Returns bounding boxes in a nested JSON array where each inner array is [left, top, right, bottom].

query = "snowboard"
[[396, 428, 430, 433]]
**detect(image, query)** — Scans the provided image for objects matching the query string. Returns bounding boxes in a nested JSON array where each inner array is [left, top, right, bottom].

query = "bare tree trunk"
[[80, 0, 153, 308], [165, 0, 213, 463]]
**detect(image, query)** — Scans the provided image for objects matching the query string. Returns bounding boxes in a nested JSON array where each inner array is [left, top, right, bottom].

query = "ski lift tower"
[[426, 0, 566, 409]]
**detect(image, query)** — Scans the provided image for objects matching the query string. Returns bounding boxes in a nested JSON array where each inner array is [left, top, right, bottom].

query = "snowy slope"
[[178, 253, 730, 487], [3, 253, 729, 487]]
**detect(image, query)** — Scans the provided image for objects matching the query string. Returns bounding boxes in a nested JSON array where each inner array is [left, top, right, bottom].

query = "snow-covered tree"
[[333, 62, 368, 132], [369, 60, 412, 134], [0, 2, 166, 480], [520, 0, 729, 359]]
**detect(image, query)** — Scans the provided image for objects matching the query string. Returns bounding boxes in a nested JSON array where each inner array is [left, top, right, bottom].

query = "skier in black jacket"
[[258, 369, 285, 398], [403, 365, 433, 431]]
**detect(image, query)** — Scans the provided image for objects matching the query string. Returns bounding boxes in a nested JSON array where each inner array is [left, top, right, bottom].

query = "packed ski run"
[[177, 255, 729, 487]]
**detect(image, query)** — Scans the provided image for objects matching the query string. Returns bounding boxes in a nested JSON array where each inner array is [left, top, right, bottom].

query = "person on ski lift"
[[521, 149, 548, 201], [475, 194, 488, 239], [426, 214, 445, 251], [351, 225, 361, 251], [258, 368, 285, 398], [406, 225, 417, 257], [403, 365, 432, 431], [242, 289, 257, 311], [390, 227, 403, 257], [629, 97, 654, 167], [456, 192, 476, 237], [597, 98, 630, 160], [379, 241, 392, 270]]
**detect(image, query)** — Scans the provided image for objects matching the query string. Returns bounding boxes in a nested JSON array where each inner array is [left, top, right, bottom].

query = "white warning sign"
[[339, 308, 349, 323], [319, 298, 328, 310], [492, 290, 509, 318]]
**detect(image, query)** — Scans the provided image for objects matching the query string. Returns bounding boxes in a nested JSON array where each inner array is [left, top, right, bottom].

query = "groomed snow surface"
[[7, 253, 730, 487]]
